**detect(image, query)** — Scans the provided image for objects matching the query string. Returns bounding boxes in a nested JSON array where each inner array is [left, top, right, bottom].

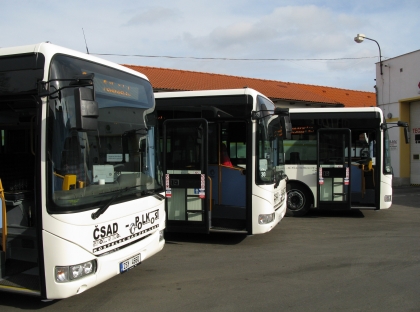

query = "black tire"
[[286, 182, 311, 217]]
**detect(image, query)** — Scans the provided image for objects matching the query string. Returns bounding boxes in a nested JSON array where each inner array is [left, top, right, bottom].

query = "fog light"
[[258, 213, 275, 224], [159, 230, 164, 242], [55, 267, 69, 282], [384, 195, 392, 202]]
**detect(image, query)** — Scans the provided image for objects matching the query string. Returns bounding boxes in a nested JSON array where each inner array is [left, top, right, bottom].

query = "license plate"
[[120, 253, 141, 273]]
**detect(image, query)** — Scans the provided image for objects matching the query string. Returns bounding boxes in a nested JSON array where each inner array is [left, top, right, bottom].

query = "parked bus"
[[0, 42, 165, 299], [284, 107, 408, 217], [154, 88, 291, 234]]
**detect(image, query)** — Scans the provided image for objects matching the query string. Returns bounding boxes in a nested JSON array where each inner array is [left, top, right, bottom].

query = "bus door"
[[208, 121, 248, 233], [163, 119, 209, 233], [317, 129, 351, 210]]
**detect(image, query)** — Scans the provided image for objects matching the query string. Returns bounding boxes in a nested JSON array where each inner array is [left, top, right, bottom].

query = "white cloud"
[[124, 7, 179, 26], [1, 0, 419, 92], [181, 5, 365, 58]]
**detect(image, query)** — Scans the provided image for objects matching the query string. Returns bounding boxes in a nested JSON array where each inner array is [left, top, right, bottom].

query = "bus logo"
[[128, 210, 159, 235], [92, 210, 160, 254]]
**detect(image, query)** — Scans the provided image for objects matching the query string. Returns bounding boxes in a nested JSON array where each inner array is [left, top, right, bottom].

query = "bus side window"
[[290, 152, 301, 164]]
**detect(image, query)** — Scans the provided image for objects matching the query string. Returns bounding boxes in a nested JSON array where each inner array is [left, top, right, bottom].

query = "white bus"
[[284, 107, 408, 216], [155, 88, 291, 234], [0, 42, 165, 299]]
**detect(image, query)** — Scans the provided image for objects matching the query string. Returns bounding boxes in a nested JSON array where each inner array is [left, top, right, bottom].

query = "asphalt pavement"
[[1, 186, 419, 311]]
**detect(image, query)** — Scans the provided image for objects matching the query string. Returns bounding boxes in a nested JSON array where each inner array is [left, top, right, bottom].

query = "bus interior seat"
[[220, 144, 233, 167]]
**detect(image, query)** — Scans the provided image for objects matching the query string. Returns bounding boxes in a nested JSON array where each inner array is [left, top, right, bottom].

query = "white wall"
[[376, 49, 420, 186], [377, 50, 420, 105], [410, 101, 420, 184]]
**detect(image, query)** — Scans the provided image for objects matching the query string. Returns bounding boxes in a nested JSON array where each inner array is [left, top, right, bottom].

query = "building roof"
[[123, 65, 376, 107]]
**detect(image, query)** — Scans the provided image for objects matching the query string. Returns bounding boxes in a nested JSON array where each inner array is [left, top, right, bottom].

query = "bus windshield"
[[256, 95, 286, 184], [47, 55, 162, 213]]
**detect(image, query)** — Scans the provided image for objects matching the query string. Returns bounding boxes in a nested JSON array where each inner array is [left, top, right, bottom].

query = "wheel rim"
[[287, 189, 305, 211]]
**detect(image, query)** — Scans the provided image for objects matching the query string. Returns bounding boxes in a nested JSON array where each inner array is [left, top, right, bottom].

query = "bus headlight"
[[258, 213, 275, 224], [71, 265, 84, 279], [384, 195, 392, 202], [55, 260, 97, 283], [159, 230, 164, 242]]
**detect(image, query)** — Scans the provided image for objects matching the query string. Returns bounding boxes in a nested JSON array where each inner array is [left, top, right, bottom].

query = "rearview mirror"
[[381, 121, 409, 144], [397, 121, 409, 143], [74, 87, 99, 131], [403, 126, 409, 144], [274, 107, 289, 116]]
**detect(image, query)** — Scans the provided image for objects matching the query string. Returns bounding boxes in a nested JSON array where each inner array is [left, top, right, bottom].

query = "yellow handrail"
[[54, 172, 84, 190], [0, 179, 7, 253]]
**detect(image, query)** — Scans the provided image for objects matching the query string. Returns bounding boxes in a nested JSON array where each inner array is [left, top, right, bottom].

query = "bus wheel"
[[286, 183, 310, 217]]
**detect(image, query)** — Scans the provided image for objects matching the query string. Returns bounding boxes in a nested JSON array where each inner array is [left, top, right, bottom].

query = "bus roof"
[[154, 88, 271, 101], [0, 42, 149, 81], [289, 107, 381, 114]]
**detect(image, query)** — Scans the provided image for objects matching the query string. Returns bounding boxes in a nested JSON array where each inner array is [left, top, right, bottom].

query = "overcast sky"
[[1, 0, 419, 92]]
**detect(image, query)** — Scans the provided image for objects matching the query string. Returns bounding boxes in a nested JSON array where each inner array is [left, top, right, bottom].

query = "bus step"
[[351, 205, 376, 210], [4, 226, 37, 262], [0, 258, 40, 291], [3, 226, 36, 239], [210, 227, 248, 234], [6, 245, 37, 262]]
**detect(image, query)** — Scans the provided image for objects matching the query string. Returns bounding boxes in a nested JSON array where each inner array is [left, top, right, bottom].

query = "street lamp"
[[354, 33, 383, 75]]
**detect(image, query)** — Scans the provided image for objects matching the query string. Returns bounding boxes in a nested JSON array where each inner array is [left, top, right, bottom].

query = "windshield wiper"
[[91, 187, 129, 220], [142, 190, 165, 200], [91, 187, 165, 220]]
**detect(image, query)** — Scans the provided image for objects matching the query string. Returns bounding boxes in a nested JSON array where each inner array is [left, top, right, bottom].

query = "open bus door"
[[163, 119, 209, 233], [317, 129, 352, 210]]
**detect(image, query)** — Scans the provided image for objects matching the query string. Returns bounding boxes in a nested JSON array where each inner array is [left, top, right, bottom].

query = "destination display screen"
[[94, 75, 140, 101]]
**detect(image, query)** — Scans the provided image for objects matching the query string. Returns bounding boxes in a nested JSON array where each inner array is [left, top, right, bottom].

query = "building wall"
[[376, 49, 420, 186], [409, 101, 420, 185]]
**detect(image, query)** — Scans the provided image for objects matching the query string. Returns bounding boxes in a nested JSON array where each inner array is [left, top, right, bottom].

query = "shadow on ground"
[[164, 232, 248, 245], [0, 293, 58, 310], [290, 209, 365, 219]]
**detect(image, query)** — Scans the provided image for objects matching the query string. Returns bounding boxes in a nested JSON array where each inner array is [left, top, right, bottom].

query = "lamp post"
[[354, 33, 383, 75]]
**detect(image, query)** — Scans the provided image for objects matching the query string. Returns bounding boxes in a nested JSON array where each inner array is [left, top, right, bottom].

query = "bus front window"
[[47, 55, 162, 213], [256, 96, 286, 185], [257, 115, 286, 184], [383, 129, 392, 174]]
